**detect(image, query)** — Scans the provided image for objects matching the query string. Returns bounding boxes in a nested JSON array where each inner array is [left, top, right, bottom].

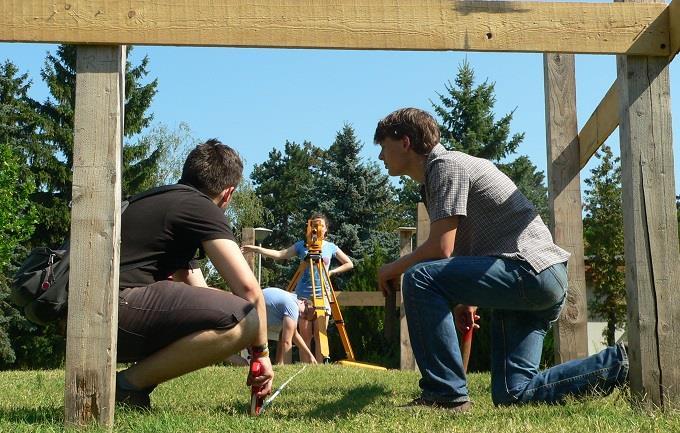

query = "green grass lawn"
[[0, 365, 678, 432]]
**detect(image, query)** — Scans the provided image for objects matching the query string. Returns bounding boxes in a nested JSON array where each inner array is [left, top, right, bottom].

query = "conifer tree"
[[29, 45, 159, 248], [0, 61, 64, 369], [430, 60, 548, 221], [318, 124, 399, 258], [583, 145, 626, 345]]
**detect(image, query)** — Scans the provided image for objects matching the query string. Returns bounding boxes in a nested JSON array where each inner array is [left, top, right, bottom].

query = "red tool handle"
[[249, 359, 264, 416], [461, 327, 474, 374], [462, 327, 474, 344]]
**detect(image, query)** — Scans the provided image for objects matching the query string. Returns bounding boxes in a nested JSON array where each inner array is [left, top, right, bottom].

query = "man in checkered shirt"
[[374, 108, 628, 412]]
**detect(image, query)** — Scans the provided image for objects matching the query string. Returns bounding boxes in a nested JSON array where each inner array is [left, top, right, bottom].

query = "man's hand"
[[247, 356, 274, 397], [453, 304, 480, 333], [378, 262, 401, 296]]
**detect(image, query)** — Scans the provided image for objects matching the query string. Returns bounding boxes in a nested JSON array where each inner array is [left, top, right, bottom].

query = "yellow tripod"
[[285, 219, 385, 370]]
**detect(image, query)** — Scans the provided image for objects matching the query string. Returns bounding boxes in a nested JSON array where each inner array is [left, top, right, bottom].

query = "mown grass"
[[0, 365, 677, 432]]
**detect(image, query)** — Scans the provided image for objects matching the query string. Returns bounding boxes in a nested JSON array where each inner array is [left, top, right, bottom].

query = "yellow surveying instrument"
[[286, 218, 385, 370]]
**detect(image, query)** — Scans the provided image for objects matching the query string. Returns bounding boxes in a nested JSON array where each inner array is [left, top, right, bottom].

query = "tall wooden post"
[[383, 271, 398, 344], [397, 227, 417, 370], [241, 227, 256, 271], [416, 202, 430, 246], [65, 45, 126, 427], [399, 203, 431, 370], [543, 52, 589, 363], [617, 31, 680, 408]]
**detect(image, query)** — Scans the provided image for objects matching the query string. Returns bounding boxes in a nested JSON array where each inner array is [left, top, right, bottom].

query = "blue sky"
[[2, 43, 680, 194]]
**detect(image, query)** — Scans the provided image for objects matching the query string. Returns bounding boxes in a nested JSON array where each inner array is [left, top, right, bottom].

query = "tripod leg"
[[322, 264, 356, 362], [285, 261, 307, 293], [311, 260, 330, 363]]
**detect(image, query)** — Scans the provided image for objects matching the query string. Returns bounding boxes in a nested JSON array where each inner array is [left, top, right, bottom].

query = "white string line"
[[260, 364, 309, 414]]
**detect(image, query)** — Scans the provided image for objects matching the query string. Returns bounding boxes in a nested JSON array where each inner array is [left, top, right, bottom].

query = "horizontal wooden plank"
[[670, 0, 680, 58], [578, 81, 619, 169], [335, 291, 399, 307], [0, 1, 670, 55]]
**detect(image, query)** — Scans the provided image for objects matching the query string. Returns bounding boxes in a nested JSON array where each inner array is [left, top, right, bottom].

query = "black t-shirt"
[[119, 184, 236, 289]]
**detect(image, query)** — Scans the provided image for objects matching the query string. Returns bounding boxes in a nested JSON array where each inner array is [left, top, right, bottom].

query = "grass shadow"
[[300, 384, 388, 420], [0, 406, 63, 426]]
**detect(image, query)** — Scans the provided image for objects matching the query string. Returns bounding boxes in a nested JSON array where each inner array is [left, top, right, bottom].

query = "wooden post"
[[397, 227, 417, 370], [383, 277, 397, 344], [416, 203, 430, 246], [398, 203, 431, 371], [241, 228, 256, 272], [64, 45, 125, 428], [617, 18, 680, 407], [543, 52, 589, 363]]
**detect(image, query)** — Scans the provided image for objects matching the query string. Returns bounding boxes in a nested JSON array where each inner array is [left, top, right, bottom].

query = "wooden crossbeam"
[[578, 81, 619, 169], [335, 291, 400, 307], [0, 0, 670, 56], [670, 0, 680, 58]]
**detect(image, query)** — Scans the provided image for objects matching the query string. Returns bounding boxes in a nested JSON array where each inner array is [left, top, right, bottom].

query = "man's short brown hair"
[[373, 108, 440, 155], [180, 139, 243, 197]]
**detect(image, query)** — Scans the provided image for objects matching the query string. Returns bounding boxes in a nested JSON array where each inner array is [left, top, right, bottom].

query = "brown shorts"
[[117, 280, 254, 362]]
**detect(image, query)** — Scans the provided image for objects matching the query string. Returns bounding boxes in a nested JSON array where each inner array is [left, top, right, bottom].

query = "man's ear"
[[402, 135, 412, 151], [219, 186, 236, 208]]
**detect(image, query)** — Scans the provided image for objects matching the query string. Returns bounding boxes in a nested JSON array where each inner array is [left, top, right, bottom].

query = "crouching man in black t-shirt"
[[115, 139, 273, 409]]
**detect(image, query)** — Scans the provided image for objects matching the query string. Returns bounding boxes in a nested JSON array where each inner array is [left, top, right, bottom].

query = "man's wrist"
[[250, 343, 270, 359]]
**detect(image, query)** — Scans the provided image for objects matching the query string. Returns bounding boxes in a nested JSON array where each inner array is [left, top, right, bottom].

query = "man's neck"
[[404, 153, 427, 183]]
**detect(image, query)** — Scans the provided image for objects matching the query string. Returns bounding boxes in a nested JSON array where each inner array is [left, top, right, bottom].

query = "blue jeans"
[[402, 257, 629, 405]]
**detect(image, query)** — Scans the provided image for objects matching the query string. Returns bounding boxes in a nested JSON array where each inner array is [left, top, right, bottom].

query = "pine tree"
[[433, 61, 523, 160], [318, 124, 399, 258], [29, 45, 159, 248], [430, 60, 548, 221], [583, 145, 626, 345]]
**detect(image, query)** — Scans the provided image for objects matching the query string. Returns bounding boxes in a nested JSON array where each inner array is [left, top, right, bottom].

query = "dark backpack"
[[11, 184, 197, 325]]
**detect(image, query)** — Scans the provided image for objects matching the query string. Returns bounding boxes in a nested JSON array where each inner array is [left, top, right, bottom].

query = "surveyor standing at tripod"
[[243, 213, 353, 362], [374, 108, 628, 412]]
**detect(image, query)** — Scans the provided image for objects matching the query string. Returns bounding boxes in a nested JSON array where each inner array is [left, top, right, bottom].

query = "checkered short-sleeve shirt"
[[424, 144, 569, 273]]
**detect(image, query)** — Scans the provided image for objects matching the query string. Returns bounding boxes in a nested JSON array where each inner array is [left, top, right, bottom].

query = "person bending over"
[[263, 287, 317, 365], [374, 108, 628, 412], [115, 139, 274, 409], [243, 213, 353, 362]]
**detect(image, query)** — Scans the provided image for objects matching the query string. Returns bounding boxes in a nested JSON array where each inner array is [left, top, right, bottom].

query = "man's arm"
[[378, 216, 459, 295], [202, 238, 273, 393]]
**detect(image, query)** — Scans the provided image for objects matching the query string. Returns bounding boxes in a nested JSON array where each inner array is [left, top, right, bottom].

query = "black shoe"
[[115, 373, 154, 410], [403, 397, 473, 413]]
